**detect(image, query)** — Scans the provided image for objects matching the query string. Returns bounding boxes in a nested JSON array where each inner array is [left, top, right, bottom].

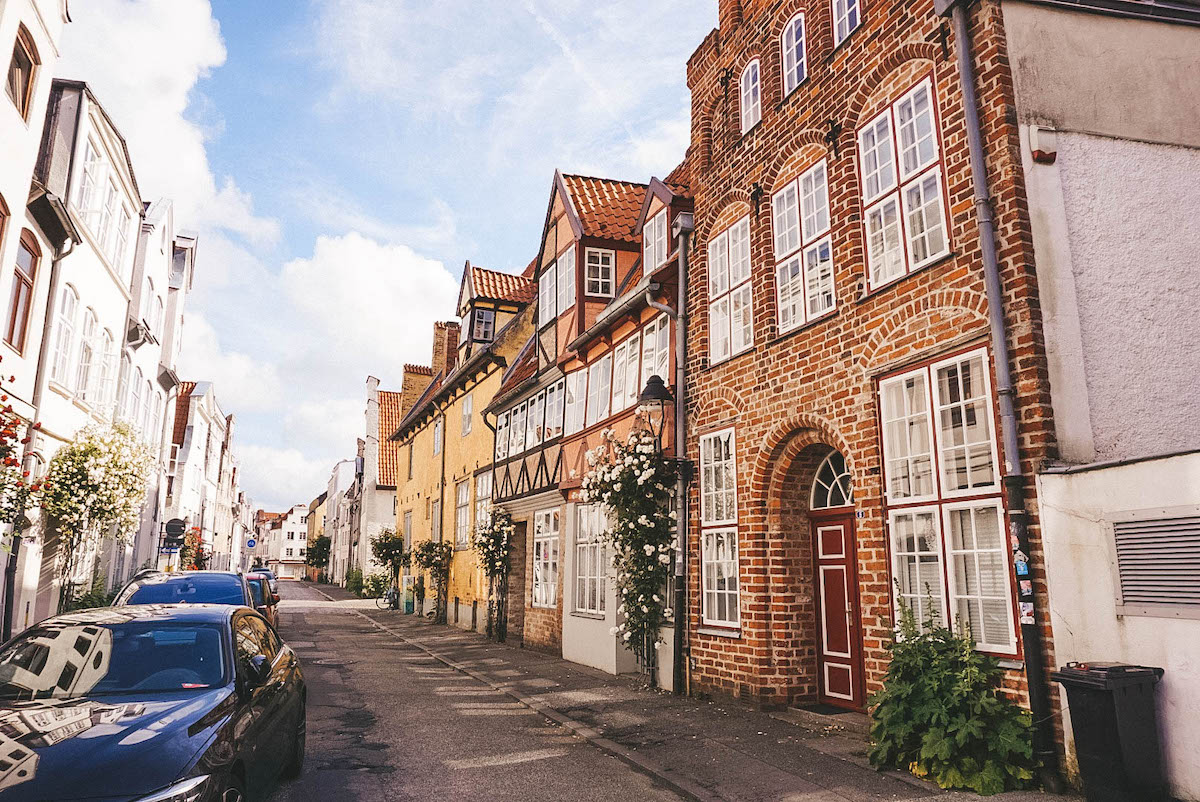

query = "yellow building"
[[305, 492, 327, 581], [392, 262, 535, 629]]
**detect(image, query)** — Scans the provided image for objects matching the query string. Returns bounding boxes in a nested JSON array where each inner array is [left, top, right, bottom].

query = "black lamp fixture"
[[638, 374, 675, 447]]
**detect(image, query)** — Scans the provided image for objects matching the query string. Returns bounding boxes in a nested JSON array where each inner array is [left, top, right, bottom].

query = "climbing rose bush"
[[580, 416, 677, 663], [472, 506, 514, 578]]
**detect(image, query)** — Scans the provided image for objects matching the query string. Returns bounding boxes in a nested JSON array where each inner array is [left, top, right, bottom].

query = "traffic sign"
[[246, 538, 256, 549]]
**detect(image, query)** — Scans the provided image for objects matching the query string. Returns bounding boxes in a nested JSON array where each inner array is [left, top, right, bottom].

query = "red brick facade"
[[680, 0, 1058, 712]]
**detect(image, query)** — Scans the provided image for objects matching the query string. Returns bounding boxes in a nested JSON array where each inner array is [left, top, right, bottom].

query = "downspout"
[[670, 212, 694, 695], [939, 0, 1061, 789]]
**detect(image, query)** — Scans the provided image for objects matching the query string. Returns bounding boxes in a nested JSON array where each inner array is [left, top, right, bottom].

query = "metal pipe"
[[946, 2, 1061, 790], [670, 212, 694, 695]]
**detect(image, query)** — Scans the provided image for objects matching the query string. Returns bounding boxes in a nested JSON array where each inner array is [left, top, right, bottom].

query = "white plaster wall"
[[1037, 454, 1200, 800]]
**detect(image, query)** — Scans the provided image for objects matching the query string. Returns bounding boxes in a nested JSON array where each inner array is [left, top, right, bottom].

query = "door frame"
[[808, 507, 866, 710]]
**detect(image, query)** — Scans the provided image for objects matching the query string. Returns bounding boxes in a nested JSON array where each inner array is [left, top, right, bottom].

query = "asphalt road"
[[267, 580, 684, 802]]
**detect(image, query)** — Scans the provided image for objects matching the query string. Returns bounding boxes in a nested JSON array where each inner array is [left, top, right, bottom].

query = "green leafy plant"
[[412, 540, 453, 623], [370, 528, 409, 586], [472, 507, 514, 639], [344, 568, 364, 597], [307, 535, 331, 570], [363, 572, 390, 598], [868, 598, 1036, 795], [64, 567, 117, 611], [580, 417, 677, 675]]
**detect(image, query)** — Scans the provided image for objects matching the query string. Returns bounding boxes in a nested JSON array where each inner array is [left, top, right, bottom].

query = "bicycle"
[[375, 584, 400, 610]]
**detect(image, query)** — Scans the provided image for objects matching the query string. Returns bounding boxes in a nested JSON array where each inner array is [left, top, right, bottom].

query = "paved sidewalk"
[[300, 581, 1075, 802]]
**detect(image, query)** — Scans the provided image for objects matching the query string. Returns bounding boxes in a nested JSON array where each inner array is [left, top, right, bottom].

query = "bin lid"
[[1051, 662, 1164, 689]]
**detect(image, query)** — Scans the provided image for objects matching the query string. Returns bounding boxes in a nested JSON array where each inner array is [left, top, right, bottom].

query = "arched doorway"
[[808, 449, 864, 710]]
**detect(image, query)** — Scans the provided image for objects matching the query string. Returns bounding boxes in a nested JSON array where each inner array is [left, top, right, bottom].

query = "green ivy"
[[868, 600, 1036, 795], [363, 572, 390, 598], [344, 568, 364, 597]]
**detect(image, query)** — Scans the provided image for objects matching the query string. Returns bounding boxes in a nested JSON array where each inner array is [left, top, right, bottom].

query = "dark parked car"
[[114, 570, 254, 608], [0, 604, 305, 801], [245, 573, 279, 628], [254, 569, 279, 595]]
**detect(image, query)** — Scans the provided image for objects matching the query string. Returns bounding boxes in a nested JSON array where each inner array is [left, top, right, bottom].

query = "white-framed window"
[[402, 510, 413, 549], [117, 354, 131, 418], [455, 480, 471, 548], [545, 379, 565, 440], [707, 217, 752, 364], [431, 499, 442, 542], [700, 428, 737, 526], [526, 390, 545, 447], [473, 308, 495, 342], [564, 372, 587, 435], [433, 417, 444, 456], [77, 138, 104, 228], [495, 412, 510, 460], [75, 309, 98, 401], [575, 504, 607, 615], [858, 77, 948, 289], [50, 285, 78, 386], [557, 245, 576, 317], [585, 353, 612, 428], [639, 316, 670, 390], [112, 205, 132, 272], [773, 160, 835, 334], [510, 401, 527, 454], [881, 346, 1014, 653], [461, 393, 473, 436], [539, 268, 555, 328], [702, 528, 740, 627], [739, 59, 761, 133], [96, 330, 114, 406], [130, 367, 143, 429], [832, 0, 861, 47], [781, 14, 807, 96], [286, 548, 294, 557], [619, 332, 641, 410], [643, 209, 668, 273], [474, 472, 492, 528], [585, 248, 615, 297], [532, 509, 560, 608]]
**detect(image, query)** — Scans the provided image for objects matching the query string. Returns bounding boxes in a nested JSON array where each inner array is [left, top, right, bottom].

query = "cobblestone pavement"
[[268, 581, 1077, 802]]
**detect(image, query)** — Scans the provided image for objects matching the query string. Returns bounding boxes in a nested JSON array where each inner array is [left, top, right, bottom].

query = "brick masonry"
[[681, 0, 1059, 720]]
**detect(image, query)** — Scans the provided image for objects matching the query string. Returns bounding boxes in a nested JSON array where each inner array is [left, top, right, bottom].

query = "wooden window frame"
[[455, 480, 471, 549], [781, 14, 807, 97], [584, 248, 615, 297], [574, 504, 607, 615], [739, 59, 761, 134], [6, 25, 39, 120], [6, 227, 39, 354], [701, 527, 741, 627], [832, 0, 862, 48], [532, 509, 560, 608]]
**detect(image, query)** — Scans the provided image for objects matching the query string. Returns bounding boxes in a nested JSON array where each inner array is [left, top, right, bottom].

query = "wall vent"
[[1110, 506, 1200, 619]]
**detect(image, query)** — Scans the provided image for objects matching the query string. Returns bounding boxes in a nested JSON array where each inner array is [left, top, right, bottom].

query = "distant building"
[[305, 491, 327, 580], [268, 503, 309, 580]]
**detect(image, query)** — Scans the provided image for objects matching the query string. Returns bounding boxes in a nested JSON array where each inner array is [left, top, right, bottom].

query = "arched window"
[[76, 309, 98, 400], [739, 59, 761, 133], [781, 14, 807, 96], [130, 367, 143, 428], [142, 380, 154, 437], [811, 450, 853, 509], [6, 24, 40, 119], [50, 285, 79, 385], [117, 354, 131, 418], [6, 228, 39, 353], [707, 214, 753, 364], [98, 329, 115, 406]]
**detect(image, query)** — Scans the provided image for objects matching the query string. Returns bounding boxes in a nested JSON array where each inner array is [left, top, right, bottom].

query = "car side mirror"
[[271, 593, 280, 604], [247, 654, 271, 687]]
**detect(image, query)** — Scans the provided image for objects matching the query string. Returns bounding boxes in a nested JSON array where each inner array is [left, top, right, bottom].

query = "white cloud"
[[238, 445, 332, 512], [179, 314, 284, 414], [283, 398, 365, 458], [58, 0, 279, 245]]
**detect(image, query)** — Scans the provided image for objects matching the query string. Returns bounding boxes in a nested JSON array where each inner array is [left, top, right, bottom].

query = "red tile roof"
[[665, 159, 692, 197], [521, 257, 537, 279], [378, 390, 405, 488], [471, 265, 536, 304], [561, 174, 648, 244], [172, 382, 197, 446], [496, 336, 538, 398]]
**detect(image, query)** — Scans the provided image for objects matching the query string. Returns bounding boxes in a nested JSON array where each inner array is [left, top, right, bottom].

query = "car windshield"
[[247, 578, 265, 607], [0, 621, 228, 700], [118, 574, 244, 606]]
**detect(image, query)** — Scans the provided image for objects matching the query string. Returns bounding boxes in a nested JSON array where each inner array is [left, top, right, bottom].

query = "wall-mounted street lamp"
[[638, 375, 674, 448]]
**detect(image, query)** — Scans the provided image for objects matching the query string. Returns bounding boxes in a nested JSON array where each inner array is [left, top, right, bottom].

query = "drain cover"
[[312, 658, 356, 666]]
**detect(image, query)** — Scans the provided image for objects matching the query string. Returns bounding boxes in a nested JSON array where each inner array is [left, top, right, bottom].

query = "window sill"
[[47, 380, 75, 402], [705, 346, 755, 373], [768, 307, 839, 347], [531, 602, 557, 611], [824, 24, 863, 64], [698, 625, 741, 639], [570, 610, 605, 621], [856, 251, 957, 306]]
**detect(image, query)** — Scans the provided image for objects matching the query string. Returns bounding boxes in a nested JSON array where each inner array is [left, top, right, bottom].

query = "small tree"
[[472, 508, 514, 640], [37, 422, 152, 610], [370, 528, 409, 588], [412, 540, 452, 624], [307, 535, 331, 579]]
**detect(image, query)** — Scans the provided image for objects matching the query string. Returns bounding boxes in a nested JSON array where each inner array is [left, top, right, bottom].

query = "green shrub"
[[362, 573, 389, 598], [65, 569, 117, 611], [344, 568, 364, 597], [868, 601, 1036, 795]]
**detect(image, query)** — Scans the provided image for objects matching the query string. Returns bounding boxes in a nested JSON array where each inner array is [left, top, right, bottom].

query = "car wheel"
[[281, 704, 306, 779], [220, 774, 246, 802]]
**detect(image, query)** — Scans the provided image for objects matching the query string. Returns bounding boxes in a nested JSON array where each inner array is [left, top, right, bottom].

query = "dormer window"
[[585, 248, 614, 297], [643, 210, 668, 272], [781, 15, 807, 96], [473, 308, 496, 342], [739, 60, 761, 133]]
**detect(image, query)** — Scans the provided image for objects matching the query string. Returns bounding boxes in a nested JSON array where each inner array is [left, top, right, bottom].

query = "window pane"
[[800, 162, 829, 241], [709, 296, 730, 363], [935, 354, 996, 493], [858, 113, 895, 201], [772, 184, 800, 259], [903, 171, 948, 267], [730, 284, 753, 355], [708, 232, 728, 298], [947, 504, 1012, 649], [775, 256, 804, 333], [880, 371, 933, 499], [804, 238, 835, 318], [897, 82, 937, 179], [782, 15, 806, 95], [866, 197, 904, 287], [728, 218, 751, 286]]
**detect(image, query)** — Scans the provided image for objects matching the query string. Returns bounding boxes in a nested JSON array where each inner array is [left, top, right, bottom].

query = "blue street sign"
[[159, 547, 179, 554], [246, 538, 256, 549]]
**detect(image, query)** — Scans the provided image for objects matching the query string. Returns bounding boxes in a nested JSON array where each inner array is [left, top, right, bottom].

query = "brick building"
[[679, 0, 1056, 723]]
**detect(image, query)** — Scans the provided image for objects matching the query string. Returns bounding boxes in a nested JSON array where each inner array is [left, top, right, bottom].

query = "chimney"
[[719, 0, 743, 33], [400, 364, 434, 416], [431, 321, 461, 378]]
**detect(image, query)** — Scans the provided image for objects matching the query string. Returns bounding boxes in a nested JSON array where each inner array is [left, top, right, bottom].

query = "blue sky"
[[58, 0, 716, 510]]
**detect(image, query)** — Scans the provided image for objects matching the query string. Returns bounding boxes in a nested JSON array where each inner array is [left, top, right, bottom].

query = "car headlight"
[[135, 775, 210, 802]]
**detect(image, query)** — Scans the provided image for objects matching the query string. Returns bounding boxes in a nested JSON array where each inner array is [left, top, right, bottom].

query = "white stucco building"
[[267, 503, 308, 580], [325, 457, 356, 585], [348, 376, 398, 578]]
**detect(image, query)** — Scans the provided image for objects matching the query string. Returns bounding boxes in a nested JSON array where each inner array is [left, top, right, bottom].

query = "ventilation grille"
[[1113, 514, 1200, 615]]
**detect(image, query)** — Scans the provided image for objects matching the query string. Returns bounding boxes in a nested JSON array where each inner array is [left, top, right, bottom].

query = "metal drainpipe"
[[943, 0, 1061, 789], [670, 213, 693, 695]]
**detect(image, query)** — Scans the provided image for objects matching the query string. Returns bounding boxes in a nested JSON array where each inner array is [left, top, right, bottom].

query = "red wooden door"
[[811, 514, 863, 709]]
